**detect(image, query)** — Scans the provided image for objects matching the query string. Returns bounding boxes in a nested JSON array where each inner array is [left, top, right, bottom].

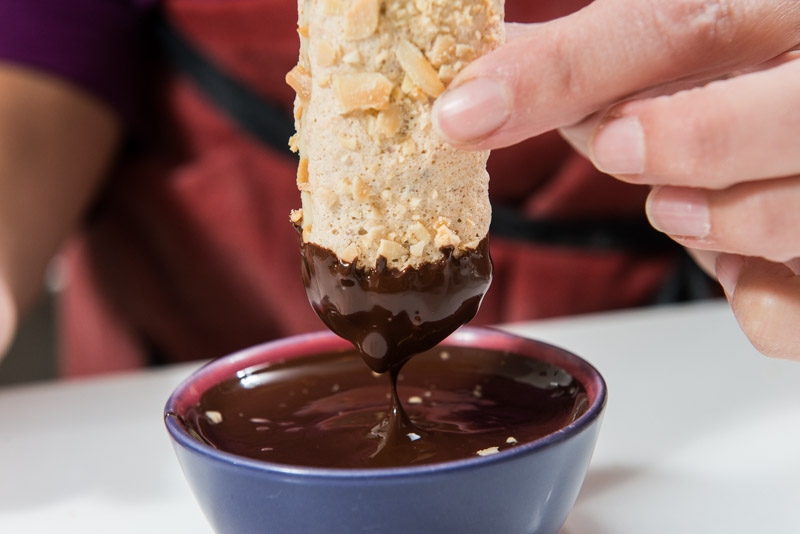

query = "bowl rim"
[[164, 326, 607, 480]]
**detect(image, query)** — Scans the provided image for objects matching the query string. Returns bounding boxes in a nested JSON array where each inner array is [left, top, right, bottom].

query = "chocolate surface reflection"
[[300, 238, 492, 373], [181, 345, 588, 469]]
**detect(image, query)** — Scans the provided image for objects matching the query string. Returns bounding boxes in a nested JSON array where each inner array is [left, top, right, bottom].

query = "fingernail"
[[716, 254, 744, 297], [591, 116, 645, 175], [432, 77, 511, 144], [646, 186, 710, 238]]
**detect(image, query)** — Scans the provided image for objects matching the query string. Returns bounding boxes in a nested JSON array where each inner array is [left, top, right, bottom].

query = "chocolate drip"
[[300, 238, 492, 373]]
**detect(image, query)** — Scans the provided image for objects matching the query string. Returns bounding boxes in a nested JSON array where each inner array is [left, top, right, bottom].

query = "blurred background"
[[0, 293, 56, 386]]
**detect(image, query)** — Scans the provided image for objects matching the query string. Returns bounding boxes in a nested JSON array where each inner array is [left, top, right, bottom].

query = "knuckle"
[[655, 0, 738, 61], [641, 87, 731, 180], [715, 183, 800, 261]]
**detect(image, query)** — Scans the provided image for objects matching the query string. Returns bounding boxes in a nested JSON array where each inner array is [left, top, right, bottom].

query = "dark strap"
[[153, 13, 296, 158], [490, 205, 676, 253]]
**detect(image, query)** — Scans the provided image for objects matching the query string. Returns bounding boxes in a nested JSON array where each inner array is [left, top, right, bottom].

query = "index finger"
[[433, 0, 800, 149]]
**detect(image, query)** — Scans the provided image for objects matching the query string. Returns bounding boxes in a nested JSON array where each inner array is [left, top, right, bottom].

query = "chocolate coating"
[[300, 238, 492, 373]]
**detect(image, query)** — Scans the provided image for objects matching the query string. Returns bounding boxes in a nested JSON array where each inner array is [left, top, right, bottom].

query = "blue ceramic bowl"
[[165, 327, 606, 534]]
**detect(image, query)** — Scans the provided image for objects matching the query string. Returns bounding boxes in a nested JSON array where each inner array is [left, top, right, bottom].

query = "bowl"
[[164, 327, 606, 534]]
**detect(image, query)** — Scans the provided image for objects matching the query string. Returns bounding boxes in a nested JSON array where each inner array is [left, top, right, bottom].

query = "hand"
[[0, 65, 120, 362], [432, 0, 800, 359]]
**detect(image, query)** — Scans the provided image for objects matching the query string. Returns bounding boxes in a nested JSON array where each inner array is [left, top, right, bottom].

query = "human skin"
[[0, 63, 120, 356], [432, 0, 800, 360]]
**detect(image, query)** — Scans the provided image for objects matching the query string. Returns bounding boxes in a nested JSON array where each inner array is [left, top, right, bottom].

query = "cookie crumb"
[[476, 446, 500, 457], [205, 411, 223, 424]]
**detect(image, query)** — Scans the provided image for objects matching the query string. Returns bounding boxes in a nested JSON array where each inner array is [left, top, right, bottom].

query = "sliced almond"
[[342, 49, 362, 65], [316, 185, 338, 208], [395, 39, 445, 97], [286, 65, 311, 103], [409, 241, 426, 257], [429, 34, 457, 67], [338, 134, 359, 151], [315, 40, 338, 67], [296, 158, 309, 186], [455, 43, 475, 61], [333, 72, 393, 113], [339, 243, 360, 263], [399, 138, 417, 156], [323, 0, 346, 15], [352, 177, 372, 202], [289, 208, 303, 225], [405, 223, 431, 256], [377, 239, 408, 262], [300, 190, 313, 231], [345, 0, 380, 40], [375, 105, 402, 137], [435, 220, 462, 248]]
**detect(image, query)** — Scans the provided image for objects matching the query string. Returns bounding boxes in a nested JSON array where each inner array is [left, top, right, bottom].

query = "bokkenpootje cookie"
[[286, 0, 504, 271], [286, 0, 504, 372]]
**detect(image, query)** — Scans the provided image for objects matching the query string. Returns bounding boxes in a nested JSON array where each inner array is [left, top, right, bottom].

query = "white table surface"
[[1, 300, 799, 533]]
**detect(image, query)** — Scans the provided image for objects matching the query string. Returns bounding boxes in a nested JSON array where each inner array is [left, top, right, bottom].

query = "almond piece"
[[352, 177, 371, 202], [338, 134, 359, 151], [296, 158, 309, 187], [395, 39, 445, 97], [289, 209, 303, 224], [375, 105, 402, 137], [409, 241, 426, 257], [342, 49, 362, 65], [345, 0, 380, 40], [339, 243, 360, 263], [333, 72, 393, 113], [316, 185, 338, 208], [286, 65, 311, 103], [429, 34, 456, 67], [315, 40, 338, 67], [300, 191, 313, 231], [323, 0, 346, 15], [377, 239, 408, 262]]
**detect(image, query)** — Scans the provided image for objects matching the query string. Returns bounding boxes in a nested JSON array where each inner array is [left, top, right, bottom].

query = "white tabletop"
[[1, 300, 799, 533]]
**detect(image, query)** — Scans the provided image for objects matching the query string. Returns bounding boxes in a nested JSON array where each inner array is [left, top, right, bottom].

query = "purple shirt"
[[0, 0, 157, 122]]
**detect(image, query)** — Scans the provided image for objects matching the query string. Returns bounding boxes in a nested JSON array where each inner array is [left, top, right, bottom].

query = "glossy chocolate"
[[299, 238, 492, 373], [180, 345, 588, 469]]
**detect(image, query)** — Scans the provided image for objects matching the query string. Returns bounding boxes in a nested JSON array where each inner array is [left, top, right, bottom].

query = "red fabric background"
[[59, 0, 675, 376]]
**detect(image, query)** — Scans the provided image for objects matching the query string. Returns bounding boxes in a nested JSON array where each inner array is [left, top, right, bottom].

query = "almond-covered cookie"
[[287, 0, 504, 270], [287, 0, 504, 372]]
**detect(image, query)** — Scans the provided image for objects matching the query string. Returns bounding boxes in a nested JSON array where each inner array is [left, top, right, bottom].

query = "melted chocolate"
[[180, 346, 587, 469], [300, 238, 492, 373]]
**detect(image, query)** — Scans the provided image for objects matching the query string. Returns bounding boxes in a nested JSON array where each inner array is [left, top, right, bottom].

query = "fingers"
[[575, 57, 800, 187], [433, 0, 800, 149], [645, 176, 800, 263], [715, 254, 800, 360]]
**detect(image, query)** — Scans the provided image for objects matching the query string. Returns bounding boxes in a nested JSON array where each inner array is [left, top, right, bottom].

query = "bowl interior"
[[165, 326, 606, 475]]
